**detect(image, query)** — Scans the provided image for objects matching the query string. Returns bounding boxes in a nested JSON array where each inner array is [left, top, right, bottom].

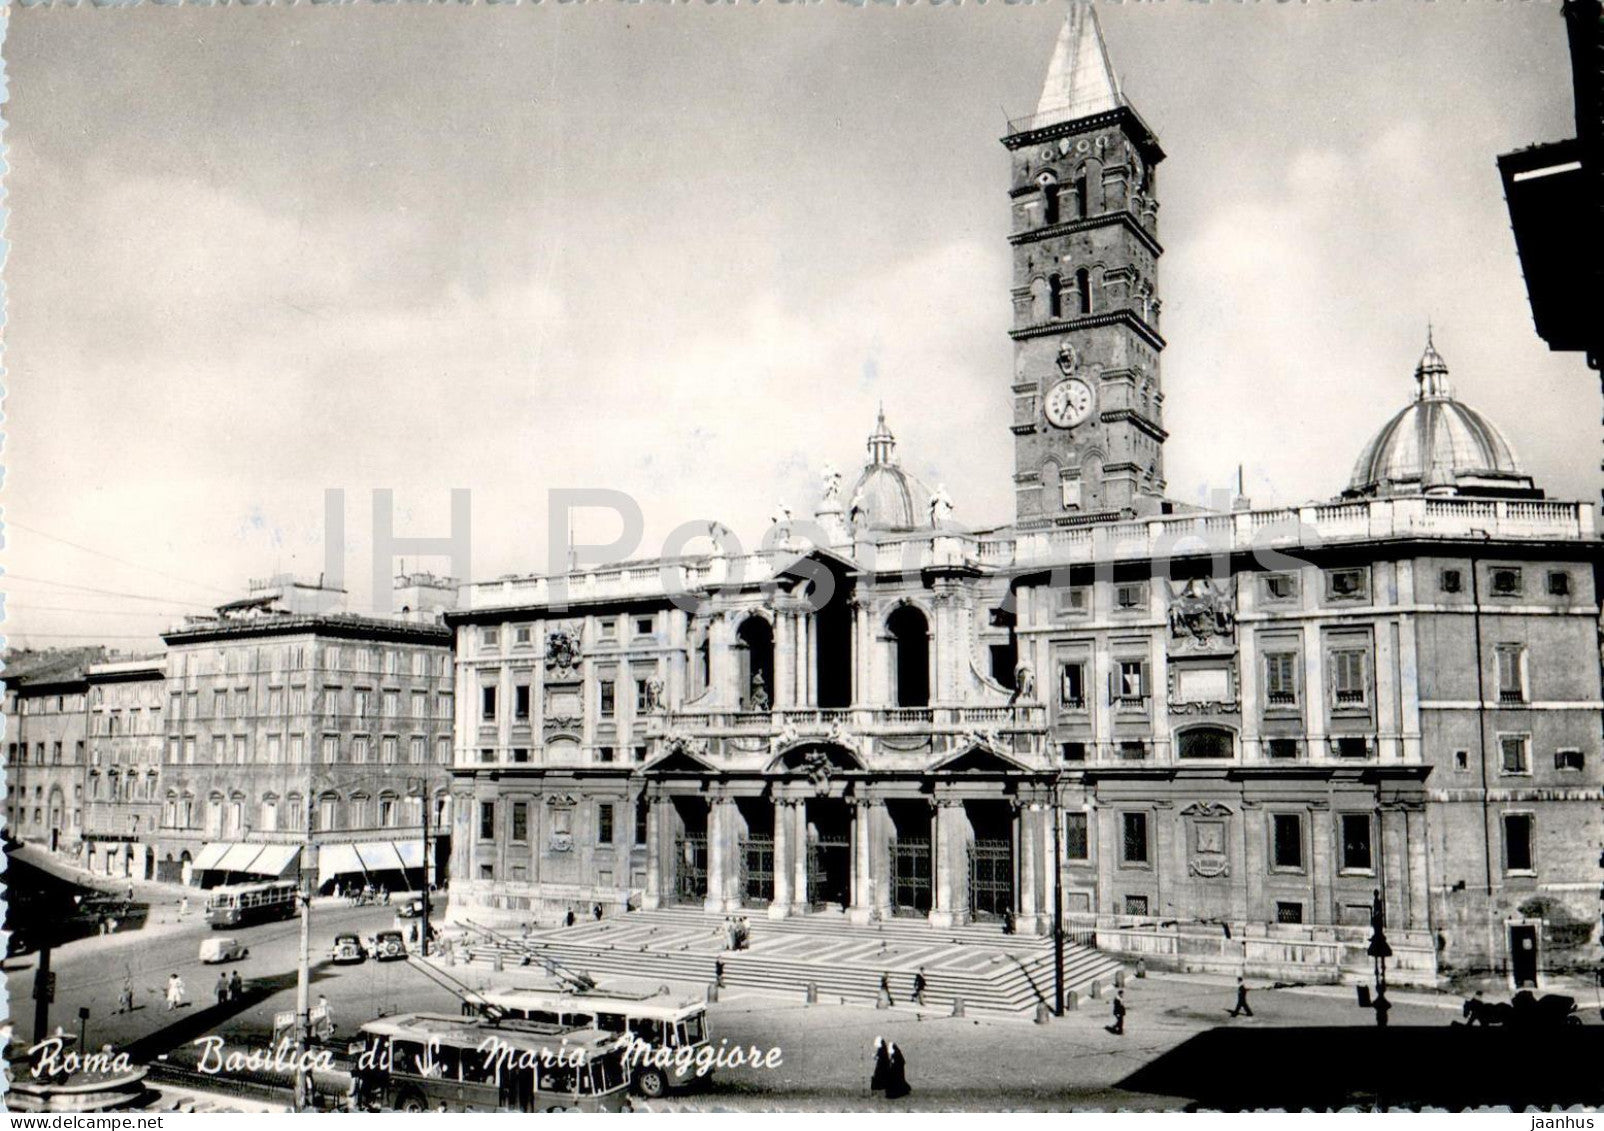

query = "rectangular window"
[[411, 691, 427, 719], [1340, 813, 1373, 872], [1123, 895, 1149, 916], [635, 803, 649, 846], [514, 685, 531, 721], [1326, 568, 1368, 601], [481, 685, 497, 721], [598, 746, 615, 764], [482, 627, 500, 648], [1547, 570, 1571, 597], [321, 735, 339, 764], [1264, 651, 1299, 706], [1272, 813, 1303, 869], [598, 803, 615, 845], [1064, 812, 1089, 861], [1555, 748, 1584, 771], [1440, 568, 1463, 594], [512, 748, 530, 763], [1275, 901, 1304, 925], [1261, 572, 1297, 602], [514, 625, 532, 646], [211, 736, 226, 764], [634, 745, 648, 763], [635, 615, 656, 637], [1334, 736, 1370, 759], [1500, 734, 1530, 775], [381, 736, 398, 765], [1118, 740, 1147, 761], [1491, 567, 1523, 596], [478, 863, 494, 881], [1114, 582, 1147, 611], [599, 680, 616, 717], [1267, 738, 1301, 761], [1495, 645, 1526, 703], [289, 734, 305, 763], [479, 748, 496, 764], [1059, 663, 1086, 710], [382, 689, 399, 716], [1330, 648, 1369, 707], [635, 679, 652, 712], [410, 736, 425, 764], [1503, 813, 1534, 872], [598, 618, 617, 640], [1055, 587, 1089, 616], [1454, 749, 1469, 771], [510, 801, 528, 843], [1117, 660, 1146, 703], [353, 689, 370, 717], [1121, 812, 1149, 864], [1061, 741, 1087, 762], [479, 801, 496, 841]]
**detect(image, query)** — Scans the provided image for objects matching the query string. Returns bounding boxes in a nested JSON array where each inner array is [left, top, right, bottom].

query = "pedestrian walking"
[[1229, 976, 1253, 1017], [178, 896, 189, 919], [165, 973, 186, 1011], [1373, 989, 1391, 1028], [879, 971, 895, 1007], [1002, 908, 1016, 935], [215, 972, 229, 1005], [870, 1036, 890, 1094], [911, 967, 928, 1006], [229, 969, 243, 1002], [318, 994, 335, 1040], [564, 908, 576, 928], [593, 902, 603, 921], [714, 958, 726, 989], [885, 1042, 911, 1100], [1107, 989, 1126, 1035], [117, 977, 135, 1015]]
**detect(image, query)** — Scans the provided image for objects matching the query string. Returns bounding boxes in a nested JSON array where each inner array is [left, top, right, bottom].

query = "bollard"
[[707, 982, 719, 1004], [1115, 970, 1126, 989], [1089, 980, 1102, 1000], [1035, 1003, 1050, 1025], [951, 996, 965, 1018], [806, 982, 818, 1005], [1066, 990, 1079, 1012], [1136, 959, 1147, 979]]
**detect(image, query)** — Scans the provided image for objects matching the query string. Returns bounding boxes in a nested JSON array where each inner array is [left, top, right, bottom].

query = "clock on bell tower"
[[1004, 3, 1168, 525]]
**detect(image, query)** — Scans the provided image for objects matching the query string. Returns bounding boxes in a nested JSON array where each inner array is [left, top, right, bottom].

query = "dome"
[[846, 408, 937, 533], [1345, 332, 1538, 500]]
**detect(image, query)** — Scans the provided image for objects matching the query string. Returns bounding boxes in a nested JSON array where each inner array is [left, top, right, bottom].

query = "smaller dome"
[[846, 407, 936, 533], [1346, 331, 1539, 500]]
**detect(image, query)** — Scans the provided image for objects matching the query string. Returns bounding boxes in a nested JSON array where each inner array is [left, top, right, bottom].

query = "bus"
[[353, 1013, 632, 1113], [472, 980, 710, 1097], [203, 880, 300, 929]]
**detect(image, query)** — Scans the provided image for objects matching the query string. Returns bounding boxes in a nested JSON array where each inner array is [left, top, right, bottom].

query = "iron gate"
[[675, 832, 708, 903], [891, 837, 932, 915], [807, 833, 852, 909], [742, 834, 775, 905], [969, 838, 1013, 919]]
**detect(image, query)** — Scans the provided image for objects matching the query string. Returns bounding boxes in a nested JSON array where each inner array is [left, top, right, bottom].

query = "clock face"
[[1045, 378, 1095, 429]]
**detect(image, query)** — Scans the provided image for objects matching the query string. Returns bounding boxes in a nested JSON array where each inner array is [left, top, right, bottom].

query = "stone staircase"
[[448, 907, 1124, 1018]]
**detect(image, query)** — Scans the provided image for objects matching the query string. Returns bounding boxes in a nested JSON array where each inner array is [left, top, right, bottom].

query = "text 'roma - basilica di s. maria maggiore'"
[[434, 6, 1604, 987]]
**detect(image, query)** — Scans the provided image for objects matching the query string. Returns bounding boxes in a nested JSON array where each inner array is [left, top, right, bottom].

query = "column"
[[774, 610, 793, 710], [1405, 805, 1430, 931], [706, 795, 742, 914], [770, 797, 794, 919], [792, 800, 810, 914], [1017, 804, 1042, 935], [643, 795, 666, 910], [929, 798, 970, 928], [849, 798, 871, 923]]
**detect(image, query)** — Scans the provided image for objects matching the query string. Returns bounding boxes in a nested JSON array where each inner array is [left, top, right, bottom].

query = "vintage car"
[[198, 936, 249, 964], [329, 932, 368, 965], [374, 929, 408, 962], [397, 895, 431, 920]]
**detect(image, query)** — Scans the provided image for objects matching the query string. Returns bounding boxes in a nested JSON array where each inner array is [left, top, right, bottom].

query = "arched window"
[[1176, 726, 1235, 760], [261, 795, 279, 833], [318, 792, 340, 833], [886, 605, 931, 708], [1041, 178, 1060, 226], [379, 792, 399, 828], [1075, 268, 1093, 315], [1048, 274, 1065, 320], [1073, 175, 1089, 219], [735, 616, 774, 710]]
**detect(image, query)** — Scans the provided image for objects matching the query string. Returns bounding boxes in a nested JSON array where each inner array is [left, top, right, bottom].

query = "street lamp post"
[[1052, 778, 1065, 1017], [293, 777, 316, 1112], [408, 775, 431, 959]]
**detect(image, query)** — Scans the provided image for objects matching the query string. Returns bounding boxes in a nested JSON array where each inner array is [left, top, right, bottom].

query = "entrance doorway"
[[805, 799, 852, 909], [1509, 923, 1540, 988], [888, 800, 932, 916], [739, 798, 774, 906], [967, 801, 1015, 920], [671, 798, 709, 905]]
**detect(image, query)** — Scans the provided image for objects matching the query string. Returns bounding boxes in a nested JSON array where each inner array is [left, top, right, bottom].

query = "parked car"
[[374, 929, 407, 961], [397, 895, 430, 920], [329, 932, 368, 965], [199, 936, 249, 964]]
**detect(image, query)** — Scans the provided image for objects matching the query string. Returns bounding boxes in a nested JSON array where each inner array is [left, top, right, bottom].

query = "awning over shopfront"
[[217, 842, 265, 872], [317, 843, 363, 888], [395, 841, 425, 869], [250, 844, 302, 878], [191, 843, 230, 872], [356, 842, 406, 874]]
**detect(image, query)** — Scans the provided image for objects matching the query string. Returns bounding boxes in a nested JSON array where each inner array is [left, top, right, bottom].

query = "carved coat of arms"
[[545, 628, 581, 672], [1166, 578, 1236, 646]]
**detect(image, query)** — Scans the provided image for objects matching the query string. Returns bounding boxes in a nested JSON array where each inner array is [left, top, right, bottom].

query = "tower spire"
[[1034, 1, 1124, 127], [867, 404, 897, 466]]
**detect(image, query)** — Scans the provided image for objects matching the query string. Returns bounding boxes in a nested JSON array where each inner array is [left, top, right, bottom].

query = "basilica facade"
[[444, 9, 1604, 984]]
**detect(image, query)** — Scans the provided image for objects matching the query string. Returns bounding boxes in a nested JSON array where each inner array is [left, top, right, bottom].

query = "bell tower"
[[1004, 4, 1167, 524]]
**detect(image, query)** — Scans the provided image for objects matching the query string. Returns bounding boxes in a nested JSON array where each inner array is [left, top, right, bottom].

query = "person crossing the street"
[[1229, 976, 1253, 1018], [1107, 989, 1126, 1035]]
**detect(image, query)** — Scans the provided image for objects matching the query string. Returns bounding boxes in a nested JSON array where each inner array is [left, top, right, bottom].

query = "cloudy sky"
[[1, 0, 1590, 650]]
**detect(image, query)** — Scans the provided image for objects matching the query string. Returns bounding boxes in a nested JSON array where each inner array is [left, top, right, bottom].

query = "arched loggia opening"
[[887, 604, 931, 708], [735, 616, 774, 710]]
